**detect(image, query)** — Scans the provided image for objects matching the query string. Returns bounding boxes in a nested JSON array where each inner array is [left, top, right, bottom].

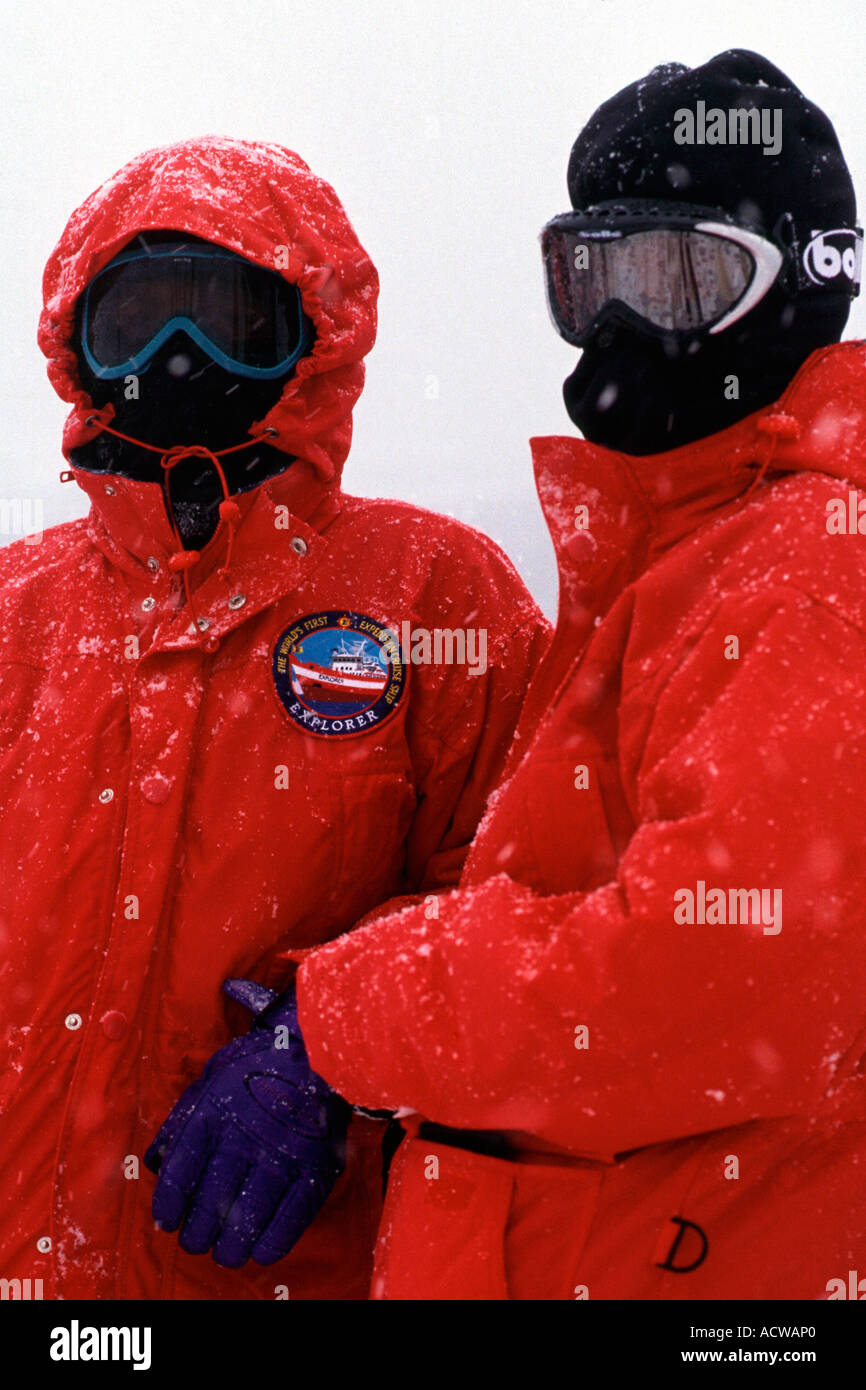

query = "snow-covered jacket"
[[0, 136, 549, 1301], [296, 341, 866, 1299]]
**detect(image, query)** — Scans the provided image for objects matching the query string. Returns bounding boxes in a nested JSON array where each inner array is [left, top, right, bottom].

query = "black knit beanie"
[[562, 49, 857, 454]]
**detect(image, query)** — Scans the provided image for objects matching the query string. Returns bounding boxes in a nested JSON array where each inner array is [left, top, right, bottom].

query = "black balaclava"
[[70, 230, 314, 548], [563, 49, 856, 455]]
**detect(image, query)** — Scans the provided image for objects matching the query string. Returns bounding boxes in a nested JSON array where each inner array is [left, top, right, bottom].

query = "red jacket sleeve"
[[297, 586, 866, 1156], [395, 528, 552, 894]]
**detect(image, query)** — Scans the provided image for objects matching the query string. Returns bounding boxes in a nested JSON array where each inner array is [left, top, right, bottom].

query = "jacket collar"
[[531, 340, 866, 628], [71, 455, 343, 652]]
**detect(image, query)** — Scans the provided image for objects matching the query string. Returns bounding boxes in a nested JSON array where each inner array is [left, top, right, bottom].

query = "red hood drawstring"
[[84, 410, 261, 644], [737, 410, 802, 504]]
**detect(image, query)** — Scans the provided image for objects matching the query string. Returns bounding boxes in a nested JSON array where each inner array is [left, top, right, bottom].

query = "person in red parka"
[[289, 50, 866, 1299], [0, 136, 550, 1301]]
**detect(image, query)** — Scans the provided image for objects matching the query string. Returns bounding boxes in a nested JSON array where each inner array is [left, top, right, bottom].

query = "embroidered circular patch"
[[273, 611, 406, 737]]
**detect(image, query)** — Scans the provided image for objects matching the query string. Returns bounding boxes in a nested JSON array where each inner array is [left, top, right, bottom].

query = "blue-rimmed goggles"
[[80, 241, 314, 380]]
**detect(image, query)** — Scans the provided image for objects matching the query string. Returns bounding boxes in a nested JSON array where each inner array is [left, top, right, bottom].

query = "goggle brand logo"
[[802, 228, 863, 287]]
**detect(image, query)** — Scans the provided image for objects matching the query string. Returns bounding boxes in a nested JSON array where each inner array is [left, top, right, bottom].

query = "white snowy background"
[[1, 0, 863, 618]]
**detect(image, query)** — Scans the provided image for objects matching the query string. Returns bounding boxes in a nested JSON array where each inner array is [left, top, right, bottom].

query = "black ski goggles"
[[541, 200, 863, 346], [80, 240, 315, 380]]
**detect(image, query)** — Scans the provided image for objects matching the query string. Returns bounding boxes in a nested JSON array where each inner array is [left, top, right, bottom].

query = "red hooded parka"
[[296, 341, 866, 1300], [0, 137, 550, 1301]]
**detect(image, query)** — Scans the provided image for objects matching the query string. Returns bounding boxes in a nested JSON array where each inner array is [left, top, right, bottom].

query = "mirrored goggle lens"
[[543, 226, 755, 338], [85, 252, 304, 370]]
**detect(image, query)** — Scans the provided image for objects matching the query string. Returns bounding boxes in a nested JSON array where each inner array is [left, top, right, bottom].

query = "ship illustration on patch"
[[273, 610, 406, 737]]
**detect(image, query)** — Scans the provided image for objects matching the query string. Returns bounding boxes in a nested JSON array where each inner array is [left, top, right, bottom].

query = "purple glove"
[[144, 979, 350, 1268]]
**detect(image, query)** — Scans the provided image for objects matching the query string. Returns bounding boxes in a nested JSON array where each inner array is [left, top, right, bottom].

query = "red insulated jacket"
[[297, 340, 866, 1300], [0, 137, 550, 1301]]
